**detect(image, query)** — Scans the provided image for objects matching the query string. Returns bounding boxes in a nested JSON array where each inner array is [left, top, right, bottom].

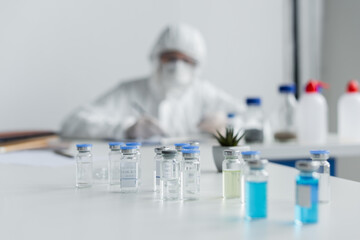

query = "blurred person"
[[61, 23, 244, 140]]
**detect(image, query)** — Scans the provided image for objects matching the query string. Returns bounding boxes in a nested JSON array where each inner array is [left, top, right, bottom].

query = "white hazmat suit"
[[61, 24, 244, 139]]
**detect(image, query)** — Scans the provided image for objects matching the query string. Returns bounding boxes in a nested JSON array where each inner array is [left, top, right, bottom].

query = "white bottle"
[[297, 80, 328, 145], [338, 80, 360, 142]]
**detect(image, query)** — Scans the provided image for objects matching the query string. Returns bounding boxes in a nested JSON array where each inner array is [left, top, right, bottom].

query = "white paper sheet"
[[0, 150, 74, 167]]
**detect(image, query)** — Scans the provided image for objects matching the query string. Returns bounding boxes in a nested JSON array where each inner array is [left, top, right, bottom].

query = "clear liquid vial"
[[182, 148, 201, 200], [160, 149, 181, 201], [120, 145, 140, 193], [295, 160, 320, 224], [76, 144, 93, 188], [310, 150, 330, 203], [126, 142, 142, 186], [108, 142, 124, 191], [222, 149, 245, 200], [154, 146, 169, 192], [245, 158, 268, 220]]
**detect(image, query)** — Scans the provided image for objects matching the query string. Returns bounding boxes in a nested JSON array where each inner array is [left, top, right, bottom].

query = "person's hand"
[[198, 112, 227, 135], [125, 116, 167, 139]]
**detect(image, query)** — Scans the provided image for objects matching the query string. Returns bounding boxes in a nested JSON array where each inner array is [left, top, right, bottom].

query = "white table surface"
[[0, 143, 359, 240]]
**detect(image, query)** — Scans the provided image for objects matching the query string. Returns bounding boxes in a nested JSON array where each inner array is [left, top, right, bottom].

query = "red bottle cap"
[[347, 79, 359, 93], [305, 79, 329, 93]]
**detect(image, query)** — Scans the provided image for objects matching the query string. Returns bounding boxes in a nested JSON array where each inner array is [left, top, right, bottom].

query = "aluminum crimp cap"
[[247, 159, 268, 169], [182, 149, 200, 158], [109, 142, 124, 150], [241, 151, 261, 161], [223, 149, 240, 157], [155, 146, 169, 154], [162, 149, 177, 158], [296, 160, 320, 172], [121, 145, 137, 154], [76, 144, 92, 152], [310, 150, 330, 161]]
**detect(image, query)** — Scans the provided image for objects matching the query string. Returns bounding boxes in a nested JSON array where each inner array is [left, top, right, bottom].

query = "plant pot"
[[212, 145, 251, 172]]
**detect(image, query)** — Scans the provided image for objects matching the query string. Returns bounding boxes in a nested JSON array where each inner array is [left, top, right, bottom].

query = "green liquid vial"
[[222, 149, 244, 200], [223, 170, 242, 198]]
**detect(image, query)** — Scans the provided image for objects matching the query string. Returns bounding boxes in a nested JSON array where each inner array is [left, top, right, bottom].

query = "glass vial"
[[274, 84, 297, 142], [160, 149, 181, 200], [182, 149, 201, 200], [222, 149, 245, 201], [244, 97, 264, 144], [295, 160, 320, 224], [126, 142, 142, 185], [108, 142, 124, 191], [245, 158, 268, 220], [241, 151, 261, 162], [154, 146, 169, 192], [76, 144, 93, 188], [175, 143, 190, 163], [120, 145, 139, 193], [310, 150, 330, 203]]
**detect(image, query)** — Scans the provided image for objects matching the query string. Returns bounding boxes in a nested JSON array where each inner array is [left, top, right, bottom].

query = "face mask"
[[158, 60, 196, 90]]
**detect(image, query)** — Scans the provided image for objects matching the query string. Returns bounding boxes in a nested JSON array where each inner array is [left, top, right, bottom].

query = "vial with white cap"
[[120, 145, 140, 192], [222, 149, 245, 200], [295, 160, 320, 224], [245, 158, 268, 220], [154, 146, 169, 192], [161, 149, 181, 200], [75, 144, 93, 188], [108, 142, 124, 190], [310, 150, 330, 203], [182, 148, 201, 200]]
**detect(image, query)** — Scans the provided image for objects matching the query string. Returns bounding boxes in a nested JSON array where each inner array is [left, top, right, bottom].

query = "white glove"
[[198, 112, 227, 135], [125, 115, 167, 140]]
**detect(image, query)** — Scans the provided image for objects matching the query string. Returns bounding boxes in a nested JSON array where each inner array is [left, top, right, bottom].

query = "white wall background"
[[0, 0, 289, 132], [322, 0, 360, 132]]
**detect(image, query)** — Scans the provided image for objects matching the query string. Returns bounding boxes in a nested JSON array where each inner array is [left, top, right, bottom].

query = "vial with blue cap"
[[154, 146, 169, 192], [182, 148, 201, 200], [160, 149, 181, 200], [241, 151, 261, 161], [108, 142, 124, 190], [295, 160, 320, 224], [274, 84, 297, 142], [174, 143, 190, 162], [75, 144, 93, 188], [244, 97, 264, 144], [310, 150, 330, 203], [120, 145, 140, 192], [126, 142, 142, 185], [245, 158, 268, 220]]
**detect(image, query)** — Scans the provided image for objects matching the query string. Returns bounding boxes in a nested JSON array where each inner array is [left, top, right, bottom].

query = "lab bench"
[[0, 143, 358, 240]]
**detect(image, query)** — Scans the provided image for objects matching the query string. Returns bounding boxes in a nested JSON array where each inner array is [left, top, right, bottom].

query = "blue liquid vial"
[[295, 160, 320, 224], [245, 158, 268, 220]]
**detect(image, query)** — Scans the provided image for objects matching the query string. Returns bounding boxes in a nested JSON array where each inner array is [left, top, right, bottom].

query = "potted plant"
[[212, 128, 247, 172]]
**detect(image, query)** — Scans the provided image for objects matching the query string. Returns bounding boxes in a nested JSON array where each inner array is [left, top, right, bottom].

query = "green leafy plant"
[[214, 128, 246, 146]]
